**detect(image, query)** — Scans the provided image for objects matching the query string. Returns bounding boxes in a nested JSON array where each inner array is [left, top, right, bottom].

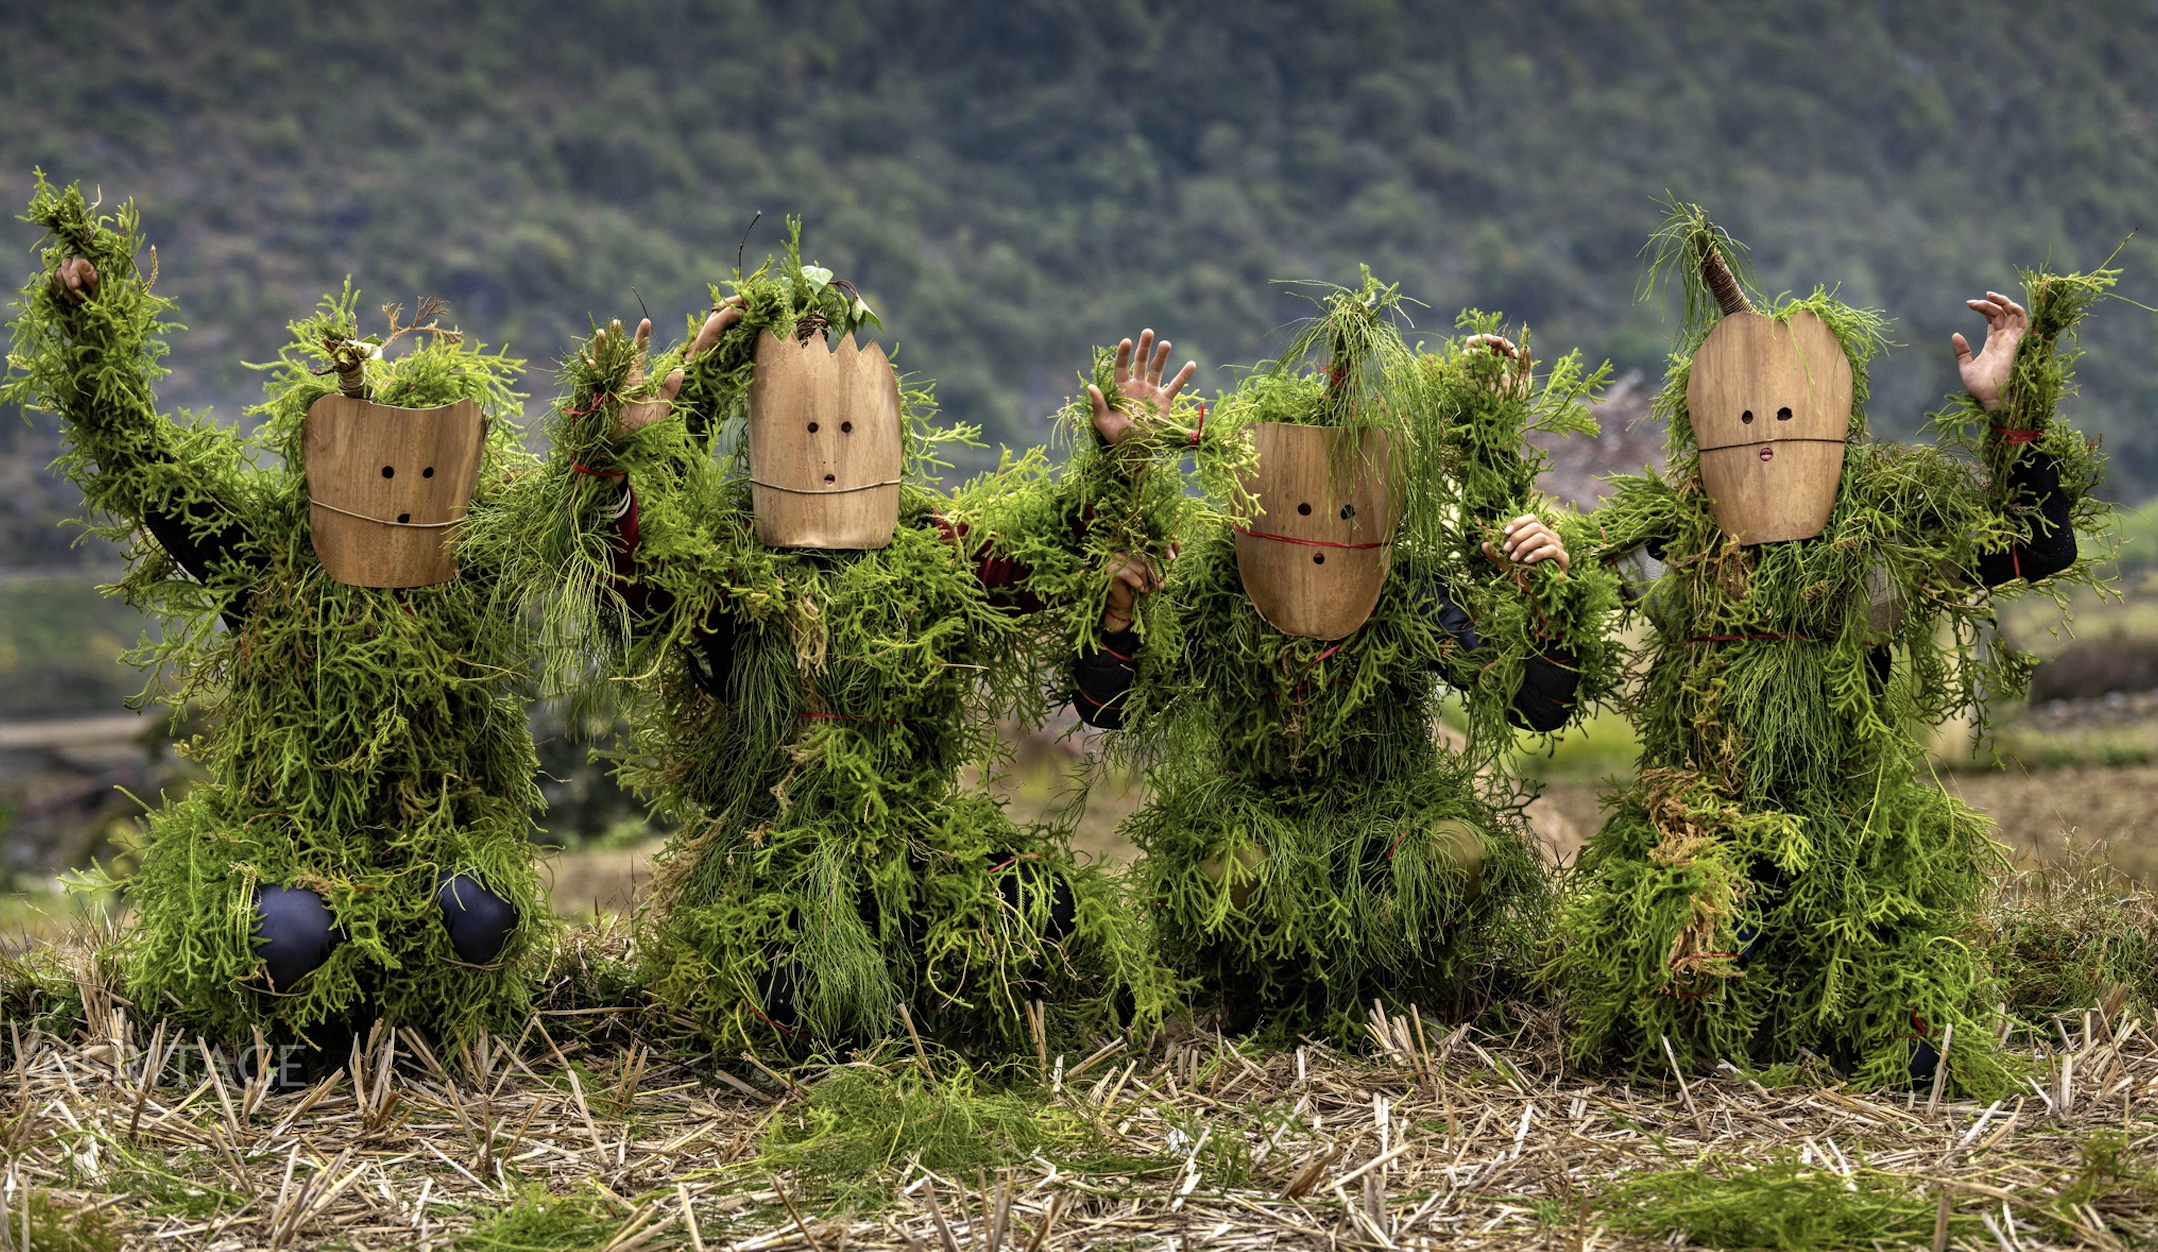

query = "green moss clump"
[[1553, 202, 2117, 1094], [1112, 276, 1619, 1039], [4, 174, 549, 1044], [468, 225, 1194, 1058], [1594, 1153, 1978, 1251], [457, 1183, 631, 1251]]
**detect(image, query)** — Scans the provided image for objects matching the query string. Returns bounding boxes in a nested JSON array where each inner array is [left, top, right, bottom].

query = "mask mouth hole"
[[824, 474, 837, 484], [1759, 447, 1775, 463], [1312, 553, 1326, 565]]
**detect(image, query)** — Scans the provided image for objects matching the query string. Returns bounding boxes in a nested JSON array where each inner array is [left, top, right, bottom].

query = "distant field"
[[0, 571, 156, 720]]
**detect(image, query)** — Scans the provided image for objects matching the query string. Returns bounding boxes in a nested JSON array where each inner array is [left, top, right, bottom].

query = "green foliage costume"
[[3, 176, 547, 1044], [1553, 207, 2115, 1093], [474, 229, 1199, 1057], [1113, 277, 1621, 1037]]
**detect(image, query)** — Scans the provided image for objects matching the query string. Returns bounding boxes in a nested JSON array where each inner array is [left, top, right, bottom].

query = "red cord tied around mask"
[[1992, 426, 2046, 444], [1234, 526, 1390, 551]]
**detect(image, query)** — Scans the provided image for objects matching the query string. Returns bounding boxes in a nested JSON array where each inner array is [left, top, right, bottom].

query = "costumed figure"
[[476, 224, 1227, 1056], [1110, 274, 1621, 1037], [3, 176, 546, 1052], [1553, 204, 2116, 1092]]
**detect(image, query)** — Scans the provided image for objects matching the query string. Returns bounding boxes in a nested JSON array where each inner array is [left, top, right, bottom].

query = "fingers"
[[659, 368, 686, 403], [1164, 360, 1197, 403], [1088, 384, 1111, 426], [1951, 332, 1973, 364], [1113, 337, 1135, 387], [687, 305, 739, 361], [1148, 332, 1172, 386], [1134, 329, 1157, 384]]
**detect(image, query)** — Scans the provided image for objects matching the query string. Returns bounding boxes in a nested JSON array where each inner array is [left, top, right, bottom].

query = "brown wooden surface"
[[746, 329, 903, 549], [1686, 309, 1852, 544], [1234, 423, 1400, 640], [303, 394, 485, 587]]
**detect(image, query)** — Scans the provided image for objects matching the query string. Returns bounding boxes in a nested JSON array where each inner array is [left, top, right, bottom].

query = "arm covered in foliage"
[[1402, 317, 1622, 752], [4, 174, 262, 613]]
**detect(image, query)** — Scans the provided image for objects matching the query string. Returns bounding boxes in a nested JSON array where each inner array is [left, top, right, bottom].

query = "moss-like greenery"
[[470, 226, 1203, 1059], [3, 174, 548, 1044], [1592, 1153, 1981, 1250], [1112, 276, 1618, 1039], [1552, 203, 2117, 1094]]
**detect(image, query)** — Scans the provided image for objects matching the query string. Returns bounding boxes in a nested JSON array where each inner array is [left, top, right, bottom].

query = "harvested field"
[[1, 912, 2155, 1251]]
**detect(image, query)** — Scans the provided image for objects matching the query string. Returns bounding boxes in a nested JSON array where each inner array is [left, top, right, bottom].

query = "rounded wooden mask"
[[1686, 310, 1854, 545], [746, 329, 904, 549], [303, 394, 485, 588], [1233, 423, 1402, 640]]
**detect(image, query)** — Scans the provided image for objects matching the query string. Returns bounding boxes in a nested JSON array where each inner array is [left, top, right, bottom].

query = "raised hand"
[[1088, 328, 1198, 446], [601, 297, 746, 435], [1483, 513, 1569, 571], [1952, 291, 2028, 414], [51, 255, 97, 305], [1463, 332, 1530, 394]]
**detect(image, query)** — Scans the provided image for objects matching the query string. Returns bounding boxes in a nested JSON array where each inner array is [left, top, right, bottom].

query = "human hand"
[[1952, 290, 2028, 414], [1482, 513, 1569, 571], [1102, 550, 1168, 632], [1088, 329, 1197, 446], [1463, 332, 1530, 394], [51, 255, 97, 305]]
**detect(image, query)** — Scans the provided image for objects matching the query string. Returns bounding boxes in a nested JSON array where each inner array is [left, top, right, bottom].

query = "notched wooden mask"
[[303, 395, 486, 588], [1234, 423, 1402, 640], [1687, 310, 1853, 545], [745, 329, 904, 549]]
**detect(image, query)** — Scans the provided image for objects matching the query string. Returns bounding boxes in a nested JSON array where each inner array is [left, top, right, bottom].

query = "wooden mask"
[[745, 329, 904, 549], [1687, 310, 1853, 544], [303, 395, 485, 588], [1234, 423, 1402, 640]]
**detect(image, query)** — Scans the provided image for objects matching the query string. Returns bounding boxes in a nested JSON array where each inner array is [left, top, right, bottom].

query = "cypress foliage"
[[468, 226, 1201, 1058], [1112, 276, 1619, 1039], [1551, 203, 2116, 1094], [3, 174, 547, 1042]]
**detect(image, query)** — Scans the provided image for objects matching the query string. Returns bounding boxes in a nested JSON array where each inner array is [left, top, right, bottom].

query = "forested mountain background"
[[4, 0, 2158, 571]]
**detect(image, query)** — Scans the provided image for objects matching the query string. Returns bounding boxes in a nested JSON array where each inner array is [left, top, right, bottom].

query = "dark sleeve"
[[1417, 569, 1578, 733], [139, 453, 261, 630], [1974, 451, 2076, 586], [1071, 628, 1138, 730], [684, 606, 735, 700]]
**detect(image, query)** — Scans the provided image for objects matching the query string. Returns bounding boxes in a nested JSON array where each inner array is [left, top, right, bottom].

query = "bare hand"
[[51, 255, 97, 305], [1103, 550, 1167, 632], [1482, 513, 1568, 571], [1952, 291, 2028, 414], [1088, 329, 1197, 446], [599, 298, 745, 435], [1463, 332, 1530, 394]]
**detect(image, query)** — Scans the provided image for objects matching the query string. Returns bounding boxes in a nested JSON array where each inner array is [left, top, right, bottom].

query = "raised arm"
[[5, 177, 258, 606], [1953, 290, 2078, 586]]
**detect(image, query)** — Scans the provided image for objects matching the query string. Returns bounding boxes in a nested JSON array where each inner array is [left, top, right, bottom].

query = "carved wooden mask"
[[303, 395, 485, 588], [746, 329, 904, 549]]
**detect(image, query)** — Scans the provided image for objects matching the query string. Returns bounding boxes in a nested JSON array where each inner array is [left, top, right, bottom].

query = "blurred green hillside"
[[4, 0, 2156, 552]]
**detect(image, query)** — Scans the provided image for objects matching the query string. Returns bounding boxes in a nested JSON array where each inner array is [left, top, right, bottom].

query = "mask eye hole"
[[1776, 407, 1793, 421], [422, 466, 435, 478], [841, 421, 854, 434], [1740, 410, 1755, 425], [1296, 502, 1312, 516], [807, 421, 820, 433], [381, 465, 395, 478], [1339, 504, 1356, 521]]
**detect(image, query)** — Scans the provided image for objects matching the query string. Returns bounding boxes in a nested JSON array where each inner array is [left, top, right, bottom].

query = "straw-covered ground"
[[2, 848, 2157, 1252]]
